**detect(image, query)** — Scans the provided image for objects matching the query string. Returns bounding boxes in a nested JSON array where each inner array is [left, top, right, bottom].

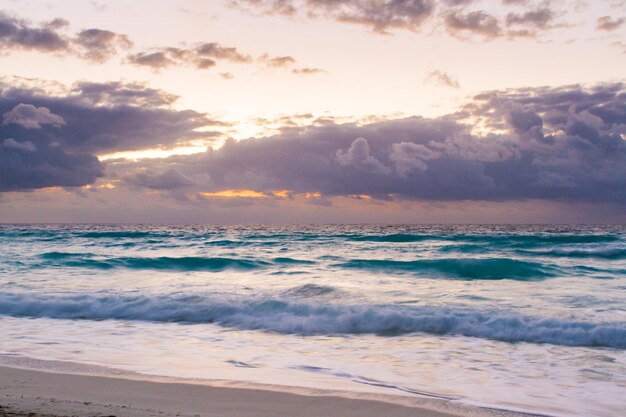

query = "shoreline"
[[0, 364, 461, 417], [0, 360, 544, 417]]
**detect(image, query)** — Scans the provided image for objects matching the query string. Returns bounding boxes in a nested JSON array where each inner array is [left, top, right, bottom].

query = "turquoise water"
[[0, 225, 625, 416]]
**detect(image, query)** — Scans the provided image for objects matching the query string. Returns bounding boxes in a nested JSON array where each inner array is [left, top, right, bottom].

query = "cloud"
[[45, 18, 70, 30], [126, 50, 177, 69], [196, 42, 252, 63], [443, 0, 475, 5], [444, 10, 502, 38], [232, 1, 566, 40], [258, 53, 326, 75], [74, 28, 133, 62], [505, 6, 554, 29], [71, 81, 180, 108], [0, 10, 319, 74], [128, 47, 323, 74], [336, 137, 390, 174], [597, 16, 625, 32], [389, 142, 441, 174], [0, 11, 133, 63], [124, 168, 195, 190], [291, 67, 326, 75], [0, 123, 103, 192], [127, 42, 253, 70], [0, 141, 104, 192], [0, 11, 69, 52], [0, 79, 222, 191], [3, 76, 626, 208], [3, 104, 65, 129], [1, 137, 35, 152], [501, 0, 529, 5], [147, 81, 626, 204], [425, 70, 460, 88], [230, 0, 434, 34], [260, 54, 297, 68]]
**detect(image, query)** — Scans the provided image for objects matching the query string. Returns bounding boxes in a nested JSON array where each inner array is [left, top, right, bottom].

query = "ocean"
[[0, 224, 624, 416]]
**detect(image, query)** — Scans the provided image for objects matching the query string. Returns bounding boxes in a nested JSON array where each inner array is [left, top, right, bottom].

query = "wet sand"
[[0, 365, 475, 417]]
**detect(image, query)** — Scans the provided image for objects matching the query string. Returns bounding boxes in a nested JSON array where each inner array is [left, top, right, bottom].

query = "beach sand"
[[0, 365, 479, 417]]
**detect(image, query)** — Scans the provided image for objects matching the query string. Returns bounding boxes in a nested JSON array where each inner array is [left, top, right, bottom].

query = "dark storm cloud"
[[0, 81, 222, 154], [597, 16, 625, 31], [160, 82, 626, 204], [0, 102, 103, 192], [0, 80, 222, 191], [124, 168, 195, 190], [0, 136, 103, 192], [71, 81, 179, 108], [230, 0, 434, 34]]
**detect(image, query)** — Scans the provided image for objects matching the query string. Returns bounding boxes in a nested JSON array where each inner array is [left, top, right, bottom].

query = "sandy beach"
[[0, 365, 482, 417]]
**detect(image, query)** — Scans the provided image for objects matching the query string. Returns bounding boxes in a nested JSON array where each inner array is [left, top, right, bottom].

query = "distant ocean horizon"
[[1, 224, 625, 417]]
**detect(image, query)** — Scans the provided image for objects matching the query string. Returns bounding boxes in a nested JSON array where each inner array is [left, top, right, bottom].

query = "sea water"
[[0, 225, 624, 416]]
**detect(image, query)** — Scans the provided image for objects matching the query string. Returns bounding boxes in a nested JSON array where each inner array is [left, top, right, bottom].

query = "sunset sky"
[[1, 0, 625, 223]]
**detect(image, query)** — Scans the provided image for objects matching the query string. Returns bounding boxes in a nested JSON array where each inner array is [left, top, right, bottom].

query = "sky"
[[0, 0, 625, 223]]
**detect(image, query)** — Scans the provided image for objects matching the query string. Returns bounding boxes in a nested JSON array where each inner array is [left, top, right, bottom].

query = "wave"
[[438, 244, 487, 253], [39, 253, 268, 272], [1, 229, 175, 241], [336, 258, 555, 280], [465, 234, 621, 249], [272, 257, 316, 265], [347, 233, 438, 243], [75, 231, 171, 239], [340, 233, 620, 246], [326, 233, 624, 255], [40, 251, 87, 259], [38, 253, 314, 271], [0, 292, 623, 348], [442, 234, 618, 245], [203, 239, 247, 247], [38, 253, 554, 278], [519, 248, 626, 260]]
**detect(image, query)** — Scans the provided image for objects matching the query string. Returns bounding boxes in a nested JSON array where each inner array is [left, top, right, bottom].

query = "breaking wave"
[[519, 248, 626, 260], [0, 292, 623, 348], [39, 253, 268, 271], [336, 258, 555, 280]]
